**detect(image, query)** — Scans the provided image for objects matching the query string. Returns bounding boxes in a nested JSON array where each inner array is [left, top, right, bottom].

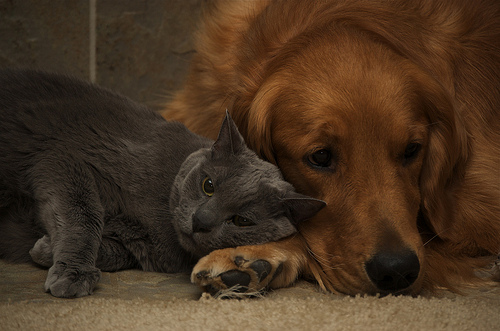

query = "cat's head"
[[170, 112, 325, 257]]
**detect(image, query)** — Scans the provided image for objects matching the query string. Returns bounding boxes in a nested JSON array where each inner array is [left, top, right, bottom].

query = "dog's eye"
[[308, 149, 332, 168], [403, 143, 422, 163]]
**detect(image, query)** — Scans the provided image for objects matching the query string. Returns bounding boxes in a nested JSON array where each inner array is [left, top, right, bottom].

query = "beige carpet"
[[1, 260, 499, 330]]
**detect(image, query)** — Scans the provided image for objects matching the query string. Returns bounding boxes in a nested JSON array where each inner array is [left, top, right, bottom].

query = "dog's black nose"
[[365, 249, 420, 293]]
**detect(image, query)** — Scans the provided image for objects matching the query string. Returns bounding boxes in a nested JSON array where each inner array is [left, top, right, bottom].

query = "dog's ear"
[[412, 68, 468, 237], [240, 80, 280, 164]]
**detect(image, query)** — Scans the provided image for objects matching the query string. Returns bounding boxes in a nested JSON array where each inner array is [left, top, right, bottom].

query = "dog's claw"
[[234, 256, 249, 266], [196, 270, 210, 280]]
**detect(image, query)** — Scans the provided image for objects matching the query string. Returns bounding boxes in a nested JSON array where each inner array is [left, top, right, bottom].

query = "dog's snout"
[[365, 249, 420, 293]]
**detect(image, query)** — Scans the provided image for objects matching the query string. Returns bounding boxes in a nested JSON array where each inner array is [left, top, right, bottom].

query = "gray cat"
[[0, 70, 325, 298]]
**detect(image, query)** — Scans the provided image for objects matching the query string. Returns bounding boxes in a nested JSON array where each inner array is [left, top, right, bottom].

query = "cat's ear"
[[281, 191, 326, 225], [212, 110, 247, 157]]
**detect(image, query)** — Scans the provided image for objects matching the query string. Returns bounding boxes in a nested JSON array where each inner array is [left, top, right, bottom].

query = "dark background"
[[0, 0, 204, 110]]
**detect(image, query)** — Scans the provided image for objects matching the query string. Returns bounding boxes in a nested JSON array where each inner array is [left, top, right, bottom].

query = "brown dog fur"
[[163, 0, 500, 295]]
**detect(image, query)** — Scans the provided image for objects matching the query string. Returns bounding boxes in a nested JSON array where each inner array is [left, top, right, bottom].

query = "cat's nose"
[[192, 212, 212, 233]]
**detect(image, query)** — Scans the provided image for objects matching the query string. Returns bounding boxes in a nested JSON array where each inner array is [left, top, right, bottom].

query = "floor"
[[0, 259, 336, 304], [0, 260, 201, 303]]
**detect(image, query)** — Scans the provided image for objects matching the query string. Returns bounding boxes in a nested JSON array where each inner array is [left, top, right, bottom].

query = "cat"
[[0, 69, 325, 298]]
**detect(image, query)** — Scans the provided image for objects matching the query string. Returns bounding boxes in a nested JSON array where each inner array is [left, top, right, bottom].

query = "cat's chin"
[[177, 231, 209, 258]]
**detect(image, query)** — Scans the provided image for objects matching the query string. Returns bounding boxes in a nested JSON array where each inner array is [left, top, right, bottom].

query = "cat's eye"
[[202, 177, 214, 197], [231, 215, 256, 227]]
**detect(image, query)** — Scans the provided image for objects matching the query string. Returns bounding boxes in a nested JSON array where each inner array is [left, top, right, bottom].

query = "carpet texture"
[[1, 260, 499, 330]]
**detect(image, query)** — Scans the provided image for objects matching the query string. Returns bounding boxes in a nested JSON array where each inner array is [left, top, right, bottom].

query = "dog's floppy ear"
[[242, 79, 281, 164], [413, 69, 468, 237]]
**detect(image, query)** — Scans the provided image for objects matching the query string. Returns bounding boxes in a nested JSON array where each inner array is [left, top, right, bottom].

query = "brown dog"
[[163, 0, 500, 295]]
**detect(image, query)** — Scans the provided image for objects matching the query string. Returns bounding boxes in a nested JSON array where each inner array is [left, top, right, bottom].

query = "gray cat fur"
[[0, 70, 325, 298]]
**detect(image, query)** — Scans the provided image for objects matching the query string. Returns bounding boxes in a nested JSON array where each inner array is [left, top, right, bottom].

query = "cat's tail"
[[0, 194, 44, 263]]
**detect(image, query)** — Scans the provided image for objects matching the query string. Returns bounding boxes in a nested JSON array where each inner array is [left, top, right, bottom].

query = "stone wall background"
[[0, 0, 203, 110]]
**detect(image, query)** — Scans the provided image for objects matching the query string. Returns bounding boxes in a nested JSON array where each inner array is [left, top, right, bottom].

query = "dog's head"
[[234, 28, 467, 295]]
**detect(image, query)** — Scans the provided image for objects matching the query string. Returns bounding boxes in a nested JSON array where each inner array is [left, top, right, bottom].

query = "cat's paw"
[[30, 235, 53, 267], [45, 261, 101, 298], [191, 247, 286, 298]]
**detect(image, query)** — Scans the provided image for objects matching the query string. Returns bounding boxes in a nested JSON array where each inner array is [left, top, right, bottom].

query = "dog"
[[163, 0, 500, 295]]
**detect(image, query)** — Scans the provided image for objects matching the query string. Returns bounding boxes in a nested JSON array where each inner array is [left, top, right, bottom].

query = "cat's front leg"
[[30, 235, 139, 272], [95, 236, 139, 271], [30, 235, 53, 267], [44, 222, 102, 298], [35, 166, 105, 298], [191, 235, 308, 297], [44, 261, 102, 298]]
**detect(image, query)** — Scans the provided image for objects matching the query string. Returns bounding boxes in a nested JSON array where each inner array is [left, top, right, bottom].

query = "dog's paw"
[[30, 235, 53, 267], [191, 247, 286, 298], [45, 261, 101, 298]]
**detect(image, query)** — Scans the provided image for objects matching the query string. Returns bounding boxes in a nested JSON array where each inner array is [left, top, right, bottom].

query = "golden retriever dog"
[[163, 0, 500, 295]]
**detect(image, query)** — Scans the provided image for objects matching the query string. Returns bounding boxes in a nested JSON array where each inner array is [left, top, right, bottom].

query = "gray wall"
[[0, 0, 203, 110]]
